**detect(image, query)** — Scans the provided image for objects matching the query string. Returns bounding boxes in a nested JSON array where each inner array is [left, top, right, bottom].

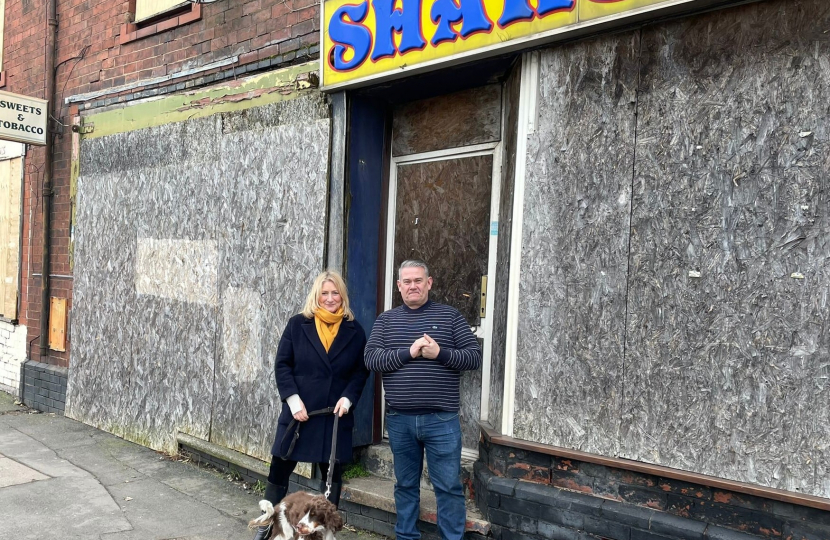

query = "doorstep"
[[343, 473, 490, 537], [359, 441, 478, 497]]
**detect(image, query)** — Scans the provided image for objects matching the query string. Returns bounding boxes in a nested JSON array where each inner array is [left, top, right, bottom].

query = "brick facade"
[[475, 438, 830, 540], [0, 0, 323, 376], [56, 0, 320, 102], [0, 321, 27, 395]]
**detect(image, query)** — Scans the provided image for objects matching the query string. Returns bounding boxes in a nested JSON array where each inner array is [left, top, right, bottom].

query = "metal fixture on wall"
[[39, 0, 58, 357]]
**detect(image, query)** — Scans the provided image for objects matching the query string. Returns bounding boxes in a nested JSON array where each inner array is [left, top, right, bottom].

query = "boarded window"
[[0, 154, 21, 319], [135, 0, 187, 23]]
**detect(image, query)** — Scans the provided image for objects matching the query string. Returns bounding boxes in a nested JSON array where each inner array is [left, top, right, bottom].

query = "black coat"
[[271, 313, 369, 463]]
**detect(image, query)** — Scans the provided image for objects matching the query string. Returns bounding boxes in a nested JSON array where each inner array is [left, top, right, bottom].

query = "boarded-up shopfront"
[[66, 65, 376, 460], [61, 0, 829, 539], [323, 0, 829, 538]]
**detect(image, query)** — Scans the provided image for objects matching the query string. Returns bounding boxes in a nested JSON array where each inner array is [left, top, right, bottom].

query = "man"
[[365, 260, 482, 540]]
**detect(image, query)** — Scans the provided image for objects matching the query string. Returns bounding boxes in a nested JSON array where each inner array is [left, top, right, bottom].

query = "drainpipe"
[[39, 0, 58, 356]]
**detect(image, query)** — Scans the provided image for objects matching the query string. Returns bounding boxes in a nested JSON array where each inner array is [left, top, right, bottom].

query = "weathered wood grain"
[[513, 33, 641, 458], [393, 155, 493, 449], [68, 94, 331, 459], [394, 156, 493, 323], [622, 0, 830, 497], [509, 0, 830, 499], [392, 85, 502, 157]]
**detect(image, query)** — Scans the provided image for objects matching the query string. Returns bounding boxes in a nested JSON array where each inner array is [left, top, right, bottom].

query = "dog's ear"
[[329, 509, 344, 532], [321, 500, 343, 532], [285, 499, 305, 527]]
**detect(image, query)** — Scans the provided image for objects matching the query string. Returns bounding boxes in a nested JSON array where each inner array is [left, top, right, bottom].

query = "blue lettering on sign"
[[372, 0, 426, 61], [536, 0, 574, 18], [328, 2, 373, 71], [497, 0, 534, 27], [327, 0, 576, 73], [430, 0, 493, 46]]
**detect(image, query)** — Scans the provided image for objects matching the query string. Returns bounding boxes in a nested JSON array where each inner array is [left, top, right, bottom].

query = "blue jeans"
[[386, 410, 465, 540]]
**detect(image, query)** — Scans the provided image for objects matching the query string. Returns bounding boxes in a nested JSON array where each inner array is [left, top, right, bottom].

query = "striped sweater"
[[364, 300, 482, 413]]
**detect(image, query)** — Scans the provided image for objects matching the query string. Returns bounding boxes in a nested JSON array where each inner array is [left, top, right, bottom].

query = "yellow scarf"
[[314, 308, 344, 352]]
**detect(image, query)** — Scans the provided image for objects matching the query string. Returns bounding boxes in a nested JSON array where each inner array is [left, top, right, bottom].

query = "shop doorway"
[[383, 85, 503, 456]]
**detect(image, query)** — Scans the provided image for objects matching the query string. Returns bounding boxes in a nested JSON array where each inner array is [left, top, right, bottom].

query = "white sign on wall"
[[0, 89, 47, 146], [0, 140, 24, 160]]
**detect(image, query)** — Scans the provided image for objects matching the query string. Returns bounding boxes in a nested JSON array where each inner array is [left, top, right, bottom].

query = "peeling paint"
[[177, 72, 319, 112], [80, 62, 321, 140]]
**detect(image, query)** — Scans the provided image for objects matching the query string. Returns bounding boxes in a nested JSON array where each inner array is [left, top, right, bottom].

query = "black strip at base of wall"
[[21, 360, 67, 415], [475, 438, 830, 540]]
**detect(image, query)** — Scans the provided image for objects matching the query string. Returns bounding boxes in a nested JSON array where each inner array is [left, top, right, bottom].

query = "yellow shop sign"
[[322, 0, 702, 88]]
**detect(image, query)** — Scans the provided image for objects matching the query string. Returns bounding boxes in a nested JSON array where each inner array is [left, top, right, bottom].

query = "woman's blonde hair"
[[301, 270, 355, 320]]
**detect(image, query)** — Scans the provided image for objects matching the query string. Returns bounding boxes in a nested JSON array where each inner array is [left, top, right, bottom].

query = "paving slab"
[[0, 455, 49, 487]]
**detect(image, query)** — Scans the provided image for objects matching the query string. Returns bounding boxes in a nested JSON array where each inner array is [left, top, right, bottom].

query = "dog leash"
[[278, 406, 340, 498], [324, 414, 338, 498]]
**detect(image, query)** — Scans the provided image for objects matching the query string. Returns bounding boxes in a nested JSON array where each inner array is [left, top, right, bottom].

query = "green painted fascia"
[[80, 61, 320, 140]]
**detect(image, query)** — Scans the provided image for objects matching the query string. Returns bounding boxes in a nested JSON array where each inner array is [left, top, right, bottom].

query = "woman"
[[252, 270, 369, 540]]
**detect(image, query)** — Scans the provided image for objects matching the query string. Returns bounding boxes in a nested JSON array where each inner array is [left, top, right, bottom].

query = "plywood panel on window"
[[135, 0, 187, 23], [0, 156, 20, 319], [49, 297, 67, 351]]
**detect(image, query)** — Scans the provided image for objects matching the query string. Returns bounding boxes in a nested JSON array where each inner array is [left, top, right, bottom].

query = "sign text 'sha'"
[[322, 0, 678, 88]]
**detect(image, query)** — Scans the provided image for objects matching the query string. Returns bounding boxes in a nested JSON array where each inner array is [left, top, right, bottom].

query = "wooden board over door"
[[392, 85, 502, 158], [393, 155, 493, 325], [392, 153, 493, 450]]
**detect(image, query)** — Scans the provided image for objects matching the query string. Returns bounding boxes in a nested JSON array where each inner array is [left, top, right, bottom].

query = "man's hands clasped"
[[409, 334, 440, 359]]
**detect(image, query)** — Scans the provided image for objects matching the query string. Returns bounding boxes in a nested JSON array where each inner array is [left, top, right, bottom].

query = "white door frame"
[[383, 142, 502, 457], [501, 51, 538, 438]]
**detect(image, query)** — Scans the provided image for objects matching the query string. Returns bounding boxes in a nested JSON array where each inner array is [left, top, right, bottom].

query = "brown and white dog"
[[249, 491, 344, 540]]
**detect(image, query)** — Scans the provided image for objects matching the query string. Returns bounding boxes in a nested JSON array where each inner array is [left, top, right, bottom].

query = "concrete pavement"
[[0, 391, 380, 540]]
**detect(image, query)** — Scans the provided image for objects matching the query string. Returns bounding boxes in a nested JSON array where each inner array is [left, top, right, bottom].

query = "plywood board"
[[0, 156, 20, 319], [513, 0, 830, 498], [392, 85, 502, 157], [622, 0, 830, 497], [0, 159, 9, 319], [393, 154, 493, 449], [394, 155, 493, 324], [68, 94, 331, 458], [6, 157, 20, 319], [49, 297, 67, 352], [514, 32, 640, 458]]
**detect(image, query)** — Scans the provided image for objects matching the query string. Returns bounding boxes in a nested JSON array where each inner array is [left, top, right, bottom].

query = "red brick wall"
[[56, 0, 320, 98], [2, 0, 321, 367], [2, 0, 53, 363]]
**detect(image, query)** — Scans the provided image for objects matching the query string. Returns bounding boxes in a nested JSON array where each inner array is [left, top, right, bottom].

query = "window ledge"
[[120, 3, 201, 45]]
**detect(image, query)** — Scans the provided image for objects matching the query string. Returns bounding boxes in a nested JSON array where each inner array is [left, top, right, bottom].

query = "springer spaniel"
[[249, 491, 344, 540]]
